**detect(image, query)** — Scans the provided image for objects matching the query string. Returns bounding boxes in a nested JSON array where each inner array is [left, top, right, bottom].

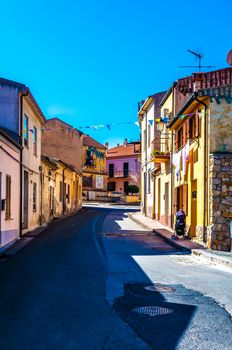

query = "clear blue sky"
[[1, 0, 231, 147]]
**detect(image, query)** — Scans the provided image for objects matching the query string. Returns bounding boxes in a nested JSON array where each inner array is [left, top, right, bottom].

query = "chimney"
[[105, 142, 108, 149], [124, 138, 128, 147], [193, 72, 203, 92]]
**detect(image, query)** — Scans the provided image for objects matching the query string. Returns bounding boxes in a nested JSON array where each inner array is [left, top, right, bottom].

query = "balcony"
[[151, 150, 170, 163], [109, 170, 132, 178]]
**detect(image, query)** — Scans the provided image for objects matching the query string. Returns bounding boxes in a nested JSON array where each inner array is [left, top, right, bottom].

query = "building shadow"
[[92, 207, 197, 349]]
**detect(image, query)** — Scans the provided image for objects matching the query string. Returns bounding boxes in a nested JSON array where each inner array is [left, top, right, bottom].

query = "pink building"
[[0, 128, 21, 249], [106, 140, 140, 194]]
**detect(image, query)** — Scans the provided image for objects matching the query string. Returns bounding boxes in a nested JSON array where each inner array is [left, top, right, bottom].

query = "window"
[[189, 116, 195, 139], [177, 127, 183, 149], [5, 175, 11, 220], [33, 126, 37, 155], [148, 124, 151, 146], [24, 114, 29, 147], [147, 172, 151, 193], [33, 182, 37, 212]]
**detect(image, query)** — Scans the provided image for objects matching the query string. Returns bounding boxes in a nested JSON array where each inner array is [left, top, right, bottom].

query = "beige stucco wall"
[[22, 98, 44, 234], [42, 119, 83, 172], [42, 160, 82, 222], [0, 136, 20, 248]]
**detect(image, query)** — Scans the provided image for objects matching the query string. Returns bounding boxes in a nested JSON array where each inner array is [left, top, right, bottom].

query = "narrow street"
[[0, 206, 231, 350]]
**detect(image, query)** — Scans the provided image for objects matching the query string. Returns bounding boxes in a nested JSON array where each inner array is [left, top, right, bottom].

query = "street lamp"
[[157, 119, 165, 133]]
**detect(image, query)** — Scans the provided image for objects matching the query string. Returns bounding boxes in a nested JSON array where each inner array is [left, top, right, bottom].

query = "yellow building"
[[140, 68, 232, 251], [82, 135, 108, 201], [151, 88, 173, 227], [41, 156, 82, 223], [169, 76, 232, 251]]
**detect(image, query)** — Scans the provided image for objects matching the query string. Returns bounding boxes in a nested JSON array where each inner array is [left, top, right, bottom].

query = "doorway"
[[23, 171, 29, 229], [124, 181, 129, 194], [165, 182, 169, 225], [190, 180, 197, 236], [49, 186, 54, 219], [158, 178, 161, 220]]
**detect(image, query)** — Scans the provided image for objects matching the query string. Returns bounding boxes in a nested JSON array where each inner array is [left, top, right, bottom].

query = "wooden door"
[[190, 180, 197, 236], [49, 186, 54, 219], [165, 182, 169, 225], [23, 171, 28, 229]]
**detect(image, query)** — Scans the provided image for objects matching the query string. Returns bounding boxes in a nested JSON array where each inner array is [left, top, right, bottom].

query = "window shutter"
[[195, 112, 199, 137], [186, 119, 190, 139], [183, 184, 188, 215], [6, 175, 11, 220], [175, 131, 179, 151], [183, 123, 187, 145]]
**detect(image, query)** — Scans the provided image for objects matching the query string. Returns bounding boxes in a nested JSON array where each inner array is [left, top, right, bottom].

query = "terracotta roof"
[[83, 135, 106, 149], [106, 142, 140, 158]]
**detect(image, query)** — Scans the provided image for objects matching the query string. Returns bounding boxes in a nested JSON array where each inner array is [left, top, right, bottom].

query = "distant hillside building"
[[82, 135, 107, 201], [106, 140, 140, 194]]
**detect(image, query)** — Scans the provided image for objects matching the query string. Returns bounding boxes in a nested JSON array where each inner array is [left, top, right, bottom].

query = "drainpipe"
[[39, 165, 43, 225], [19, 91, 28, 239], [170, 83, 175, 229], [144, 112, 147, 216], [194, 94, 208, 243], [62, 165, 68, 216]]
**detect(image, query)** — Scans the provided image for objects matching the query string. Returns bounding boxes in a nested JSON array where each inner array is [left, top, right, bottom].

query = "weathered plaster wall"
[[208, 153, 232, 251], [42, 119, 83, 172], [209, 100, 232, 153]]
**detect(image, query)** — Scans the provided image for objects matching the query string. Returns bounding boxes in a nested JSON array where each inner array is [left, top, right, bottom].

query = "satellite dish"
[[226, 50, 232, 66]]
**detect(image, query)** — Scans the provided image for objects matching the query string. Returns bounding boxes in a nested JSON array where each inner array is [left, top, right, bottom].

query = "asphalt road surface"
[[0, 206, 231, 350]]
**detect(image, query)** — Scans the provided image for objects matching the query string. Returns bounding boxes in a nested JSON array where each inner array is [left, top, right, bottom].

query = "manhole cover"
[[133, 306, 173, 317], [144, 284, 175, 292]]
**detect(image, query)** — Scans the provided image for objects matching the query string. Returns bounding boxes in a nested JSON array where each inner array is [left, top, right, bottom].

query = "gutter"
[[19, 91, 28, 239]]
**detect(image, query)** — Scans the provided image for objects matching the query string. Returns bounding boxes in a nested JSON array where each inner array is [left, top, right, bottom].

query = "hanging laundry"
[[172, 151, 181, 180]]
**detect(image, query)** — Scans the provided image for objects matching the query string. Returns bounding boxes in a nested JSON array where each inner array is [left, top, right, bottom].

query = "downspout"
[[62, 165, 68, 216], [39, 165, 43, 225], [144, 112, 147, 216], [170, 83, 175, 229], [194, 94, 208, 243], [19, 91, 28, 238]]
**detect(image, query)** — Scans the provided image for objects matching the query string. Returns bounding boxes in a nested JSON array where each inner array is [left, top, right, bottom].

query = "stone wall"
[[208, 153, 232, 251]]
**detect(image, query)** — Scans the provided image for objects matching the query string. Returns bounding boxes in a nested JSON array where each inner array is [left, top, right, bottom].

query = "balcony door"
[[109, 164, 114, 178], [123, 162, 129, 177]]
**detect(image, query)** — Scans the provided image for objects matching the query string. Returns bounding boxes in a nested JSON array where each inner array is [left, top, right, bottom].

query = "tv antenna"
[[180, 49, 216, 71]]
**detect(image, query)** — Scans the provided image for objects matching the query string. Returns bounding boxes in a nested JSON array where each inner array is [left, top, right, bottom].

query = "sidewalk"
[[129, 211, 232, 269]]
